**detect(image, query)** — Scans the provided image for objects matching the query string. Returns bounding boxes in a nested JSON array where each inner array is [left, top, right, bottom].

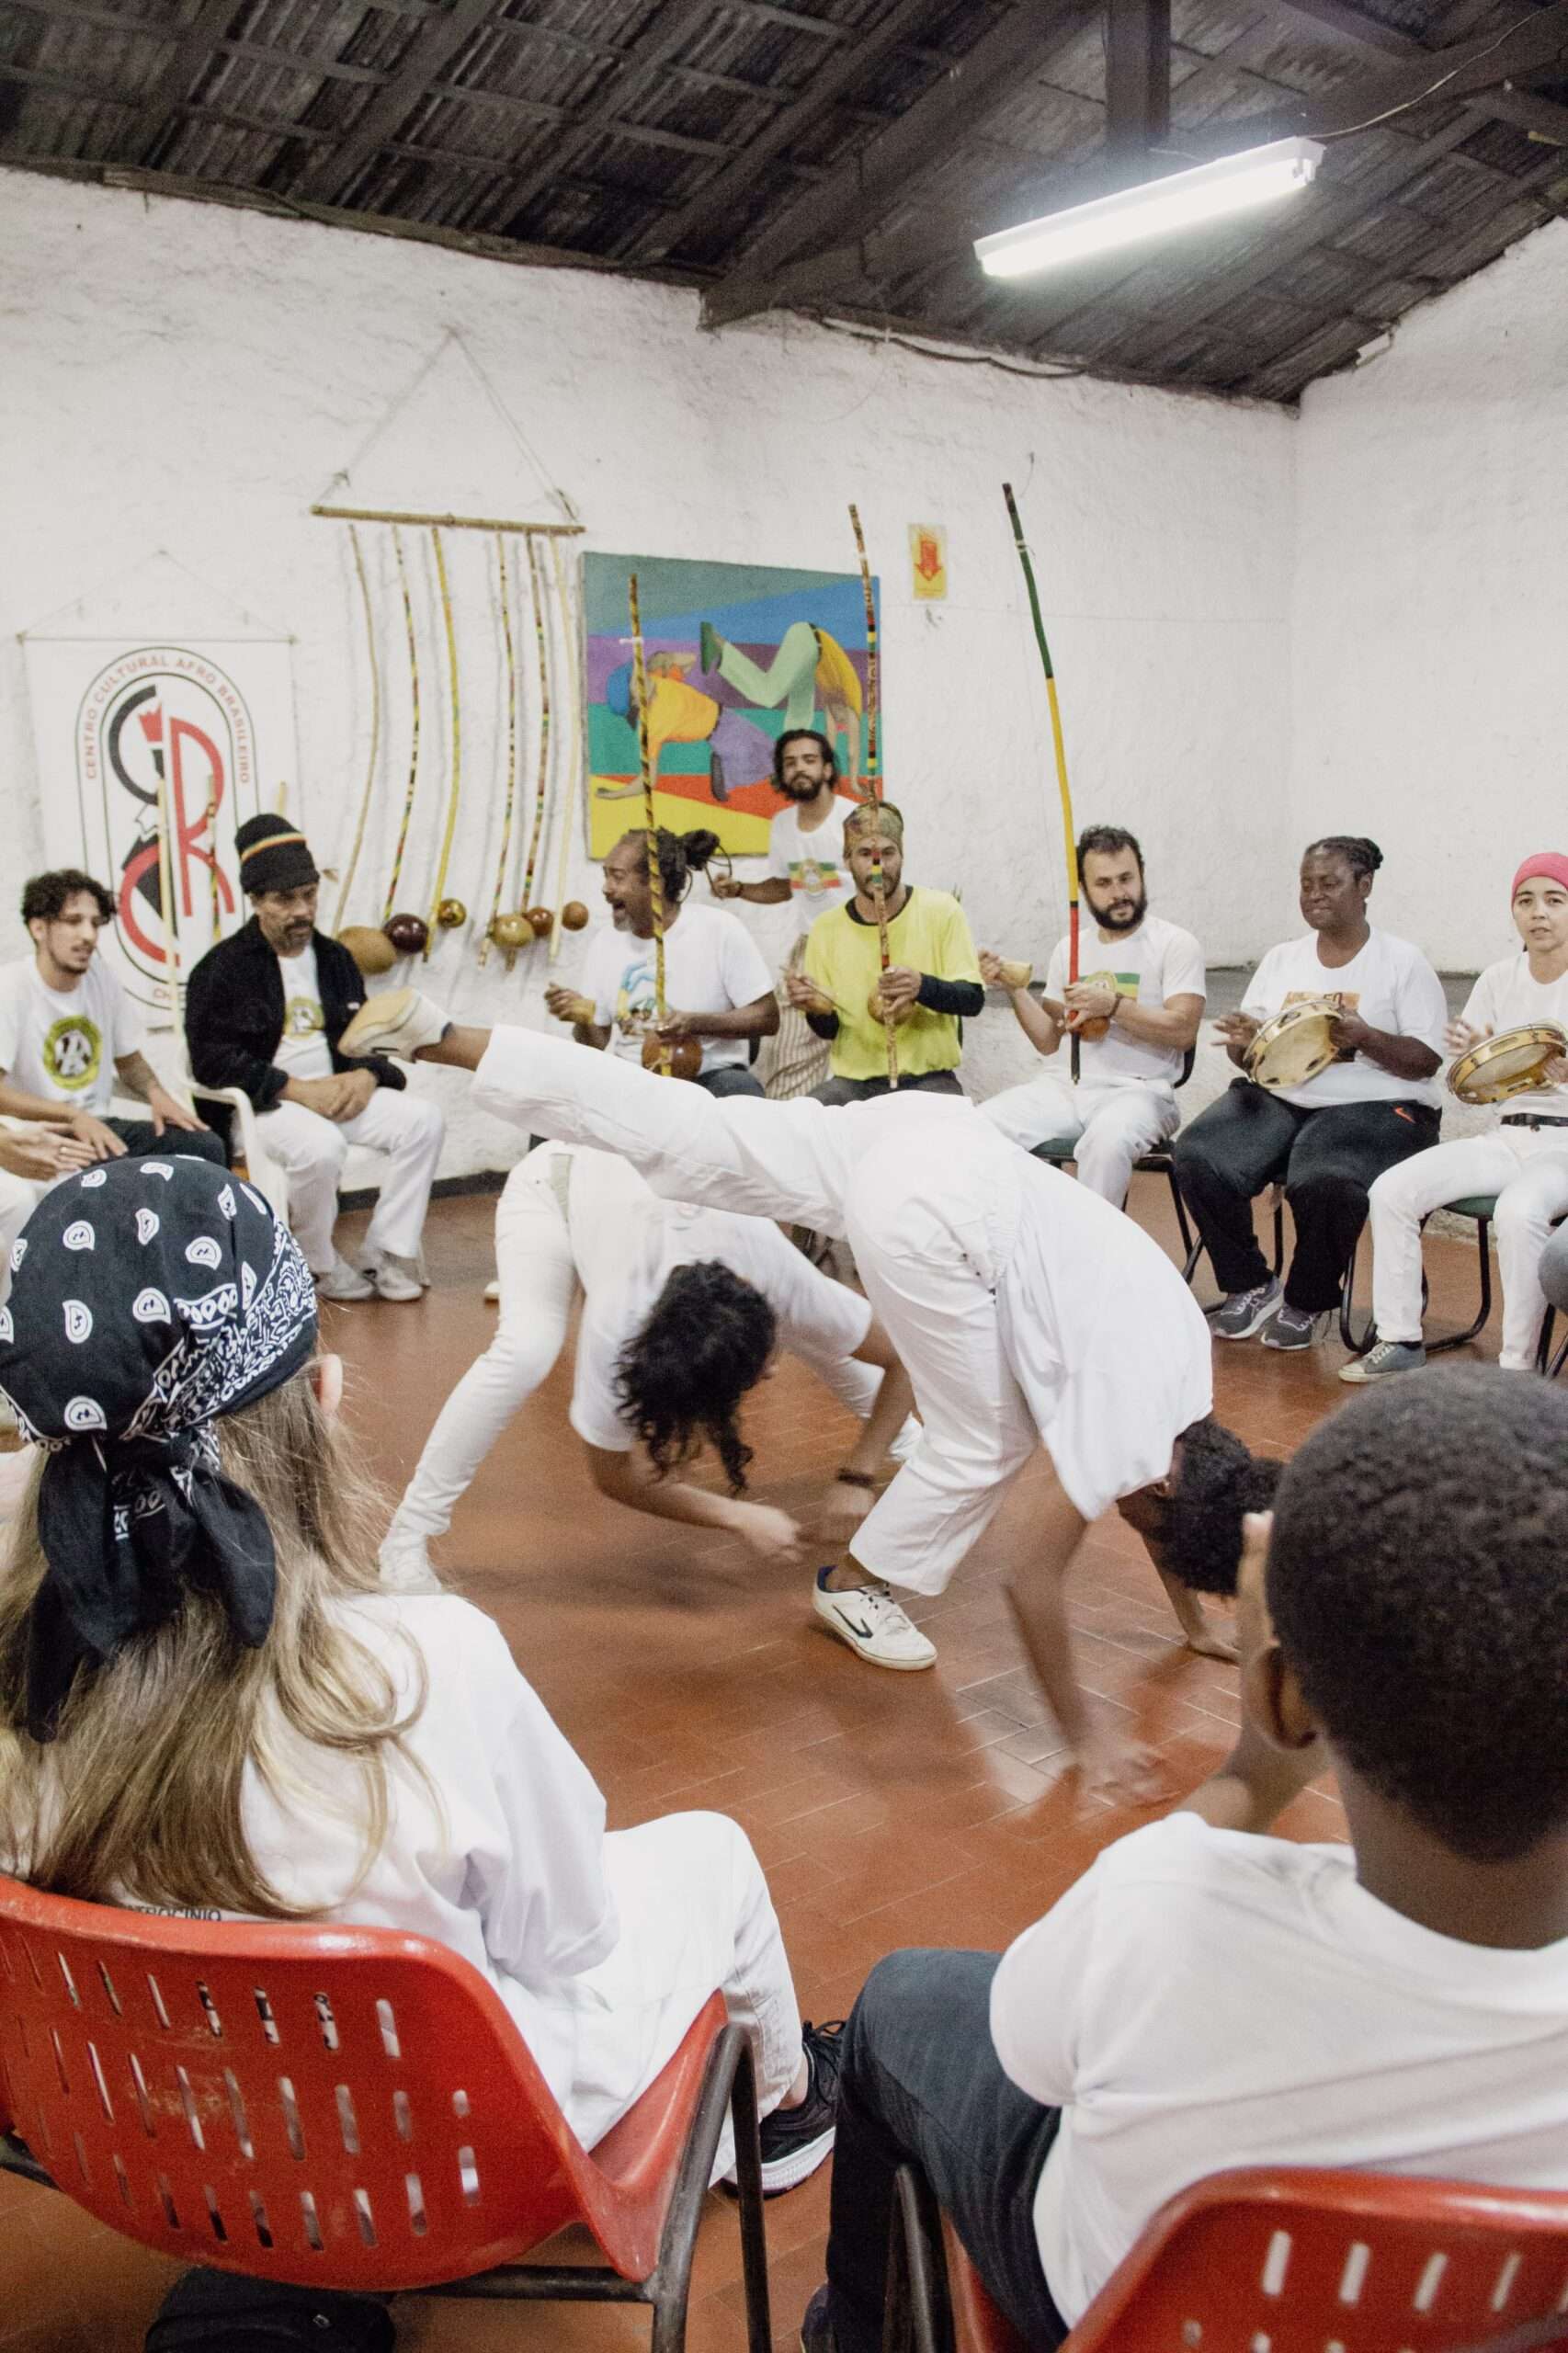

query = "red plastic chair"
[[889, 2163, 1568, 2353], [0, 1873, 769, 2351]]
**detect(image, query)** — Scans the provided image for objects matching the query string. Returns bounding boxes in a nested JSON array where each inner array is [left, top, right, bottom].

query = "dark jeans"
[[1172, 1078, 1439, 1312], [812, 1070, 966, 1108], [694, 1065, 766, 1099], [825, 1950, 1067, 2353], [106, 1118, 228, 1168]]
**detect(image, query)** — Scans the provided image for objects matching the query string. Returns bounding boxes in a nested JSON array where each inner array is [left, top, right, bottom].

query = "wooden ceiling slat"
[[1235, 142, 1568, 388], [702, 0, 1102, 324], [626, 0, 941, 263]]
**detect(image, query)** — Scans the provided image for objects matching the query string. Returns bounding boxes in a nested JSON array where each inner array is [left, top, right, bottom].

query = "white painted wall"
[[1291, 219, 1568, 975], [0, 165, 1295, 1171]]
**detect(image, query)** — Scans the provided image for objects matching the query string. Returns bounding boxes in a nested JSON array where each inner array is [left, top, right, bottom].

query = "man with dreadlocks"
[[546, 824, 778, 1099], [1174, 836, 1446, 1352]]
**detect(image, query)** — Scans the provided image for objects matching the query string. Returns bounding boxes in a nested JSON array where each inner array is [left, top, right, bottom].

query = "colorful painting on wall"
[[582, 552, 880, 858]]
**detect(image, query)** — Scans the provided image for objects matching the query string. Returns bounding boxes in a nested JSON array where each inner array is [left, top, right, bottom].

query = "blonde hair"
[[0, 1370, 426, 1918]]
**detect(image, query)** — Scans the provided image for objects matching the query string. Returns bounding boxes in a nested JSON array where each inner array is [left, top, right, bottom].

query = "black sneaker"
[[728, 2019, 844, 2198]]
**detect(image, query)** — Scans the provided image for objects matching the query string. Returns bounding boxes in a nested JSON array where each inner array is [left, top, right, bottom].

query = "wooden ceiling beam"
[[701, 0, 1100, 327], [1245, 0, 1568, 139], [122, 0, 249, 164], [284, 0, 505, 204], [628, 0, 940, 263], [445, 0, 722, 235], [1106, 0, 1170, 156], [1234, 143, 1568, 391]]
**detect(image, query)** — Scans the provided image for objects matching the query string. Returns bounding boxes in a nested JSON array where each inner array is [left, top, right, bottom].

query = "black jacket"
[[185, 919, 405, 1112]]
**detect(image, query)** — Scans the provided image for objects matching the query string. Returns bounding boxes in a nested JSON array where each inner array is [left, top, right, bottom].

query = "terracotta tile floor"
[[0, 1177, 1507, 2351]]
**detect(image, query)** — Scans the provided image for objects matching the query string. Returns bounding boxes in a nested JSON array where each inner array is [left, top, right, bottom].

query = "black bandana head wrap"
[[0, 1155, 317, 1739]]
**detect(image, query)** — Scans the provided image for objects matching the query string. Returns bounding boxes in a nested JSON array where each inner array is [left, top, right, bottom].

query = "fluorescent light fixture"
[[974, 137, 1324, 278]]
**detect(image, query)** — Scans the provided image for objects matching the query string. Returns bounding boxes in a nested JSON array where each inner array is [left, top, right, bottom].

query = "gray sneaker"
[[1340, 1337, 1426, 1384], [1261, 1303, 1329, 1351], [1211, 1277, 1282, 1340]]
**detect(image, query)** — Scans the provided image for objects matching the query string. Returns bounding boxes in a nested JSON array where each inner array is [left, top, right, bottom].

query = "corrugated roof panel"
[[0, 0, 1562, 402]]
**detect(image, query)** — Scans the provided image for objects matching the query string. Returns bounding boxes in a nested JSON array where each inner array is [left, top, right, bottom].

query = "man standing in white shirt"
[[711, 730, 854, 1098], [184, 816, 443, 1302], [799, 1369, 1568, 2353], [0, 868, 223, 1285], [545, 824, 778, 1097], [1346, 852, 1568, 1381], [980, 827, 1205, 1201]]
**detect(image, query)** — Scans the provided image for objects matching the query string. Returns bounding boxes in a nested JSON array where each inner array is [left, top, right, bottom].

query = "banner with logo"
[[22, 639, 296, 1019]]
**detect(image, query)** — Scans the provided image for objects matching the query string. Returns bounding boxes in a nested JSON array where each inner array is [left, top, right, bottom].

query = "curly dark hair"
[[772, 729, 839, 790], [616, 827, 723, 906], [616, 1261, 778, 1494], [1076, 825, 1144, 878], [1158, 1417, 1283, 1597], [1302, 835, 1382, 881], [1267, 1366, 1568, 1862], [22, 870, 115, 926]]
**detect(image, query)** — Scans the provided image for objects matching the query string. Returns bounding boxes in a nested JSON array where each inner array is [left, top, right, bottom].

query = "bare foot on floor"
[[1184, 1622, 1240, 1664], [1074, 1727, 1172, 1813]]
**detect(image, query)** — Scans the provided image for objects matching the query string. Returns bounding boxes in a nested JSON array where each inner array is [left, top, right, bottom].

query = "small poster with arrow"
[[909, 524, 948, 602]]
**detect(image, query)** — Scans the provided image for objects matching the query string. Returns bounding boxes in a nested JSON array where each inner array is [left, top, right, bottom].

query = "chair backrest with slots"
[[1066, 2168, 1568, 2353], [0, 1873, 663, 2292]]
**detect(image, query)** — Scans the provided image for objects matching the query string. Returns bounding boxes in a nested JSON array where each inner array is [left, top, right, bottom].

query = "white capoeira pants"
[[982, 1074, 1178, 1202], [394, 1140, 883, 1543], [469, 1031, 1044, 1599], [257, 1088, 444, 1273], [1365, 1125, 1568, 1369], [557, 1809, 802, 2166]]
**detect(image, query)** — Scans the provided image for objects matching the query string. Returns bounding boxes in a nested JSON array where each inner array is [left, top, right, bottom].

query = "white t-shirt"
[[0, 954, 142, 1113], [557, 1144, 873, 1450], [584, 904, 774, 1074], [1241, 928, 1447, 1108], [1459, 956, 1568, 1119], [766, 798, 852, 940], [272, 944, 334, 1082], [235, 1596, 619, 2133], [1042, 914, 1206, 1087], [992, 1814, 1568, 2327]]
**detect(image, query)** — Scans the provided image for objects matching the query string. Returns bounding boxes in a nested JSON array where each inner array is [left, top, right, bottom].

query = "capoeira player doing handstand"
[[378, 1131, 915, 1595], [343, 994, 1276, 1799]]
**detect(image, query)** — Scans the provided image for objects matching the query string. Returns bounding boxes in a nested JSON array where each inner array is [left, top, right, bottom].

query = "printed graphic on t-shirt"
[[613, 960, 658, 1039], [41, 1013, 103, 1093], [790, 857, 844, 905], [1283, 988, 1359, 1012], [283, 995, 325, 1040]]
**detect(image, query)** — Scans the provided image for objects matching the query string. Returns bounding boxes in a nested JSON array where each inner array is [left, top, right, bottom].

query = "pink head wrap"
[[1511, 854, 1568, 897]]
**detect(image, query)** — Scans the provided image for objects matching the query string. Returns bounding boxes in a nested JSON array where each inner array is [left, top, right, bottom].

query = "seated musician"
[[1172, 836, 1445, 1349], [979, 825, 1206, 1202], [544, 824, 778, 1099], [1345, 853, 1568, 1382], [185, 816, 444, 1303], [0, 869, 223, 1215], [786, 801, 983, 1104]]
